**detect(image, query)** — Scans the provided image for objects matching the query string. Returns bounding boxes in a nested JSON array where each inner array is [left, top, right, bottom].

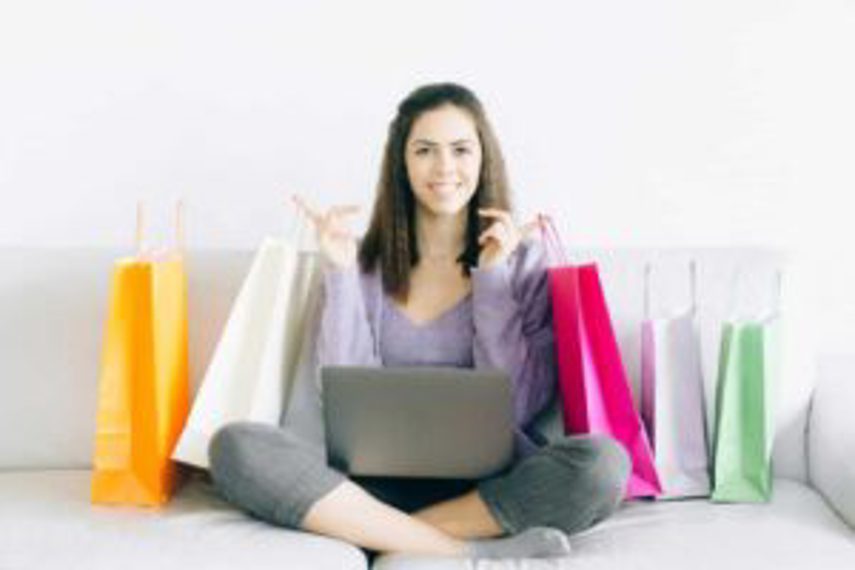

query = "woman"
[[209, 83, 630, 560]]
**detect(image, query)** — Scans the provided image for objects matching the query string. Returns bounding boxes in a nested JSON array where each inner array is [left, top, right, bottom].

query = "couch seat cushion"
[[0, 469, 366, 570], [374, 480, 855, 569]]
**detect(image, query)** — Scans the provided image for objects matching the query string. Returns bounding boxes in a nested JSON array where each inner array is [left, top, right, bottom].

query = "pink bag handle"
[[537, 213, 570, 266]]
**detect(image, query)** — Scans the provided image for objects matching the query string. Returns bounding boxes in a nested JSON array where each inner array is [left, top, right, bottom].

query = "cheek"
[[463, 156, 482, 184], [408, 156, 431, 180], [405, 157, 425, 189]]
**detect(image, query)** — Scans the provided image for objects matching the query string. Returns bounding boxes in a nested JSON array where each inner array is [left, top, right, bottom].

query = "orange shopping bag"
[[91, 203, 189, 506]]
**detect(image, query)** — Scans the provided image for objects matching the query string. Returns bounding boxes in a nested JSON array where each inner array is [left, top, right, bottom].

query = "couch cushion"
[[373, 480, 855, 569], [809, 354, 855, 529], [0, 469, 366, 570], [0, 249, 114, 469]]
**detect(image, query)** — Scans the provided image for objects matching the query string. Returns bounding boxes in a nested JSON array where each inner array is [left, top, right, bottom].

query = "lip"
[[427, 183, 460, 199], [428, 182, 460, 192]]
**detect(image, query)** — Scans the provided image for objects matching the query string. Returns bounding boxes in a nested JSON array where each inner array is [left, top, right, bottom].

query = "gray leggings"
[[208, 422, 630, 536]]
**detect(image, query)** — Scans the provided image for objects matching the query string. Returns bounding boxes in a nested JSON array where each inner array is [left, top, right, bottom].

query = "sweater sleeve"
[[316, 267, 381, 366], [471, 239, 557, 429]]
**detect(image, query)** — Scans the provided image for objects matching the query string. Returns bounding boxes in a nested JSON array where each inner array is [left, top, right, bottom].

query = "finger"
[[478, 210, 515, 237], [520, 218, 541, 239], [477, 208, 514, 224], [478, 223, 506, 245], [323, 207, 361, 236], [326, 227, 355, 241], [328, 204, 362, 218], [291, 194, 323, 224]]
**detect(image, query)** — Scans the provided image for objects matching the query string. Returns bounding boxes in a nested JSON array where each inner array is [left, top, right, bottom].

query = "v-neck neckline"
[[387, 292, 472, 329]]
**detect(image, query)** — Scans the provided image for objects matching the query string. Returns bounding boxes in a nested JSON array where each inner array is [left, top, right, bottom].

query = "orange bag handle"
[[135, 200, 185, 260]]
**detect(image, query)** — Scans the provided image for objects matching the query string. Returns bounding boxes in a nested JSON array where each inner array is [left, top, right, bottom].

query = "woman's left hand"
[[478, 209, 541, 269]]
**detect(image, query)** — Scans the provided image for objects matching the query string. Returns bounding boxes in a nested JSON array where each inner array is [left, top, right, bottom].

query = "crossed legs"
[[209, 422, 629, 557]]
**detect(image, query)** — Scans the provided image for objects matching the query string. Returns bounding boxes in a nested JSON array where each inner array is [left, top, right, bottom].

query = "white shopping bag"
[[173, 236, 320, 468], [640, 262, 711, 499]]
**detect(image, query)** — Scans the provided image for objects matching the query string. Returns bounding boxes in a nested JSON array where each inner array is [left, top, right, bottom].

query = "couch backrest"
[[0, 246, 808, 482]]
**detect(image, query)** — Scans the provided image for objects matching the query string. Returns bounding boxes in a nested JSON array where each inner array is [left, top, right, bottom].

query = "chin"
[[417, 190, 475, 217], [425, 199, 468, 217]]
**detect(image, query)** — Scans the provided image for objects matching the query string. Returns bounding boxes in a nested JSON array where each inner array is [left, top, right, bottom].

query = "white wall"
[[2, 0, 853, 353]]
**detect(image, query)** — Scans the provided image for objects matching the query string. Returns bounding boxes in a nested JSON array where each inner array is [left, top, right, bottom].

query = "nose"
[[433, 147, 455, 176]]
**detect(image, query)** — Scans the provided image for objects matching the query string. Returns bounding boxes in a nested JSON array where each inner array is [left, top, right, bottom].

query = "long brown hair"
[[358, 83, 512, 300]]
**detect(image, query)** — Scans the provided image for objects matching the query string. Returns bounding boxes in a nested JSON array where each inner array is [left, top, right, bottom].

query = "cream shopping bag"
[[173, 220, 320, 468]]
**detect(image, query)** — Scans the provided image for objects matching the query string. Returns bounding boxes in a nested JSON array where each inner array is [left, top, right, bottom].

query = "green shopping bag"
[[711, 316, 779, 503]]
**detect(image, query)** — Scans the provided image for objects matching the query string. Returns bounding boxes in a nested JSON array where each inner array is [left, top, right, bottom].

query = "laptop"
[[321, 366, 514, 479]]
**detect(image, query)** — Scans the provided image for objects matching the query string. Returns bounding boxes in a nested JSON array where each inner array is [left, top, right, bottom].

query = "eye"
[[414, 147, 430, 156], [454, 146, 471, 155]]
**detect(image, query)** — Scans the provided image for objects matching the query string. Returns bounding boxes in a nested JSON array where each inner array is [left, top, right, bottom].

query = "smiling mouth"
[[428, 182, 460, 193]]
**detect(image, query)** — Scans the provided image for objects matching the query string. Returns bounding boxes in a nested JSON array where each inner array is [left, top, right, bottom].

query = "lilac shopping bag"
[[640, 262, 710, 499], [540, 217, 662, 499]]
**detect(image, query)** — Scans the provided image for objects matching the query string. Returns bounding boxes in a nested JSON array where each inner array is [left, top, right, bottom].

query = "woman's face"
[[404, 104, 483, 218]]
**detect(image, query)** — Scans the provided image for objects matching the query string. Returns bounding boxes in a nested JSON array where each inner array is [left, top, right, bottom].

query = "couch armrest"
[[808, 354, 855, 530]]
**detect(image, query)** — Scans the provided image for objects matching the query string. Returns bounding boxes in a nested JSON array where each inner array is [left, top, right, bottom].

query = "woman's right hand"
[[292, 194, 360, 270]]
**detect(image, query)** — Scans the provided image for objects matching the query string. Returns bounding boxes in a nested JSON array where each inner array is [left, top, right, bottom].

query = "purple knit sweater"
[[316, 239, 558, 457]]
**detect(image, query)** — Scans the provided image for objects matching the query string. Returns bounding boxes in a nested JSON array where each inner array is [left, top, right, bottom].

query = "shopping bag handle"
[[727, 265, 782, 321], [536, 213, 569, 266], [287, 199, 310, 247], [643, 260, 698, 318], [135, 199, 185, 259]]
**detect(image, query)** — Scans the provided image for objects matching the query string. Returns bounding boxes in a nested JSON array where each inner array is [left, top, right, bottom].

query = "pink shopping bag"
[[540, 217, 662, 499]]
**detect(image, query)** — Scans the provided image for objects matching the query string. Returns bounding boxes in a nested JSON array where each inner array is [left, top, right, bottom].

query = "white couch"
[[1, 246, 853, 570]]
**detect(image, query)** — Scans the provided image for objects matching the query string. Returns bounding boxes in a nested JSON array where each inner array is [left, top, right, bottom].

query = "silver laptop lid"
[[321, 366, 514, 479]]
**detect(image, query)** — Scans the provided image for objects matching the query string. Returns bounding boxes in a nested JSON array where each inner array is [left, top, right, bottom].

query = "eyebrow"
[[410, 139, 477, 147]]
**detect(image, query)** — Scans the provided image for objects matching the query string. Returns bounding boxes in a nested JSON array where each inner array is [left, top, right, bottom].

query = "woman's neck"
[[415, 207, 467, 263]]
